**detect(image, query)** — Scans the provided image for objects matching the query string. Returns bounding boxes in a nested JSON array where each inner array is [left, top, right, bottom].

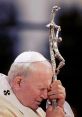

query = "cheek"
[[24, 85, 41, 99], [21, 81, 41, 99], [31, 88, 41, 98]]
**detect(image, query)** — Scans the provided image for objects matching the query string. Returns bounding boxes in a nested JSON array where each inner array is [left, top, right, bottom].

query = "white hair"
[[8, 51, 47, 81]]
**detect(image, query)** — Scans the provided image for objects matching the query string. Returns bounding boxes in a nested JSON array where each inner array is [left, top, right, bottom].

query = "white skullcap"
[[14, 51, 47, 63]]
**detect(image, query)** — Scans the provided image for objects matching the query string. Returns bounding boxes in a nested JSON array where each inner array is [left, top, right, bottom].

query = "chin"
[[31, 105, 39, 111]]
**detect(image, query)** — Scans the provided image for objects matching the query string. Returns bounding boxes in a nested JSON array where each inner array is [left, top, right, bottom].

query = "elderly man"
[[0, 51, 74, 117]]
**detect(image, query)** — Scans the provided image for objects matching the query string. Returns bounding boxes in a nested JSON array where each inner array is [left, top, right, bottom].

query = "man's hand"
[[46, 105, 65, 117], [47, 80, 66, 108]]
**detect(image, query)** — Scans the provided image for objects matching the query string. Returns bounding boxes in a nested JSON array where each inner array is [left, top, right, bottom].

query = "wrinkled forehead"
[[28, 61, 53, 77]]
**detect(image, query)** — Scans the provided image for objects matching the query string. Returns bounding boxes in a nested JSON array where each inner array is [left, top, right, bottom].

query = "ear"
[[12, 76, 22, 89]]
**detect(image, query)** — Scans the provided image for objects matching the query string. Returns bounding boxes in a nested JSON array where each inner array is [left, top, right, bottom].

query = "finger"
[[48, 85, 65, 95], [55, 106, 65, 114], [48, 87, 66, 96], [57, 99, 65, 108], [51, 80, 62, 87], [48, 93, 65, 100], [48, 90, 56, 96], [46, 105, 53, 112]]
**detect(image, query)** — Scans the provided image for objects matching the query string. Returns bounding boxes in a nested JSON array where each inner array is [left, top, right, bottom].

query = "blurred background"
[[0, 0, 82, 116]]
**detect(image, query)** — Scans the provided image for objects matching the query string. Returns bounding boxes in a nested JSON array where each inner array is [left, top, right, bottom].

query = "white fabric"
[[0, 73, 74, 117], [0, 73, 45, 117], [64, 101, 74, 117], [14, 51, 46, 63]]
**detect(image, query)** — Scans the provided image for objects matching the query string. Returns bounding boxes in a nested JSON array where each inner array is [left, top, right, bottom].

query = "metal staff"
[[46, 6, 65, 108]]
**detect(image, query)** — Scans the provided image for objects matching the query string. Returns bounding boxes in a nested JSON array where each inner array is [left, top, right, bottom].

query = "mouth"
[[36, 100, 42, 106], [37, 101, 41, 105]]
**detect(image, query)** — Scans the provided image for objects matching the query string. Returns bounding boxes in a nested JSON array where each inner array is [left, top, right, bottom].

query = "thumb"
[[46, 105, 53, 112]]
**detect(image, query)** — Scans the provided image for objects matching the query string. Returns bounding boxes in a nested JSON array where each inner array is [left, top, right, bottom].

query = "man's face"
[[19, 62, 53, 111]]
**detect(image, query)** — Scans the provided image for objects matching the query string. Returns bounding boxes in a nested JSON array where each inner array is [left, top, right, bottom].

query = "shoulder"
[[0, 105, 17, 117], [0, 96, 23, 117], [0, 73, 8, 83], [0, 73, 7, 78]]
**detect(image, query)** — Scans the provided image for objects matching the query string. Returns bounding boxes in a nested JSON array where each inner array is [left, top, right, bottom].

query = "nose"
[[41, 90, 47, 99]]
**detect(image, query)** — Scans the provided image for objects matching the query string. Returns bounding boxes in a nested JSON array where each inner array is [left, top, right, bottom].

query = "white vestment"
[[0, 73, 74, 117]]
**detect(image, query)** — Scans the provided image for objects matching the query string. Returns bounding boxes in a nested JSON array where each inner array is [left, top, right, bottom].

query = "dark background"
[[59, 6, 82, 117], [41, 6, 82, 117], [0, 1, 81, 117]]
